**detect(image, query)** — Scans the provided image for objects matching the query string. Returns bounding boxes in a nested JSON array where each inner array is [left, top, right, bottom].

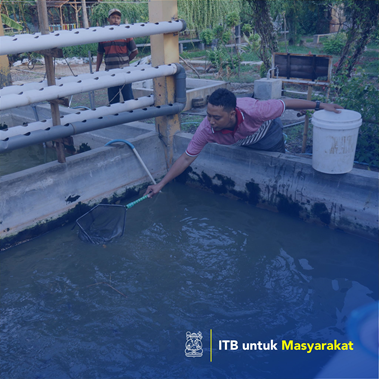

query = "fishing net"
[[76, 195, 148, 244], [76, 204, 127, 244]]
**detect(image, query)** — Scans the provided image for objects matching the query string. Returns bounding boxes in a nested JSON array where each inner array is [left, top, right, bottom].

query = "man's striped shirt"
[[98, 38, 137, 70]]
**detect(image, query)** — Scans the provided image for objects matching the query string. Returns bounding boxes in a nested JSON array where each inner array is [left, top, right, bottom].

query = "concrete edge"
[[0, 131, 166, 250], [173, 132, 379, 240]]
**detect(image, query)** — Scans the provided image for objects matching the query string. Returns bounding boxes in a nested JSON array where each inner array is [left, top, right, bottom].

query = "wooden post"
[[37, 0, 66, 163], [0, 21, 12, 88], [148, 0, 181, 167], [81, 0, 89, 28], [301, 85, 313, 154]]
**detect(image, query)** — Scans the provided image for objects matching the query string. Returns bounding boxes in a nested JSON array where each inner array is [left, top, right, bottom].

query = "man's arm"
[[95, 52, 103, 71], [144, 153, 197, 197], [283, 99, 343, 113]]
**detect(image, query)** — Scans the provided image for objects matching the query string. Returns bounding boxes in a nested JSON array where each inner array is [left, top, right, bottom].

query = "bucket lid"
[[312, 109, 362, 130]]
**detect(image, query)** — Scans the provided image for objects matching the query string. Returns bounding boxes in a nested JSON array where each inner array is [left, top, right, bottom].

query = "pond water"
[[1, 182, 378, 379]]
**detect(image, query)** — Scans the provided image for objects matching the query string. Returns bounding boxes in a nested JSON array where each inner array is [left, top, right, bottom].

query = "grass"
[[277, 41, 323, 55], [282, 122, 312, 154], [180, 114, 205, 133], [181, 49, 207, 60]]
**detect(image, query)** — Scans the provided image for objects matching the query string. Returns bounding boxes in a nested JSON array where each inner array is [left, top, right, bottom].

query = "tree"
[[1, 13, 23, 31], [178, 0, 242, 34], [269, 0, 331, 44], [90, 0, 148, 26], [243, 0, 278, 73], [335, 0, 379, 77]]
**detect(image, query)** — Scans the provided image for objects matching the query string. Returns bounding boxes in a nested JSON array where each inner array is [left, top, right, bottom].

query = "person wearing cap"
[[96, 8, 138, 104], [144, 88, 343, 198]]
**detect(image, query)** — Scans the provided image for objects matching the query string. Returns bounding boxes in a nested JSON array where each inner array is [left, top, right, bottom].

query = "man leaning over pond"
[[145, 88, 343, 197]]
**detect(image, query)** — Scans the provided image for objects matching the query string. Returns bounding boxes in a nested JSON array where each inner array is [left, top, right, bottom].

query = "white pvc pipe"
[[0, 96, 155, 139], [132, 147, 157, 185], [0, 64, 177, 111], [0, 65, 152, 96], [0, 21, 185, 55]]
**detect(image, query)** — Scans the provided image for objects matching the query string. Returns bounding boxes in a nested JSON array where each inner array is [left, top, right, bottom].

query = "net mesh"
[[76, 204, 127, 244]]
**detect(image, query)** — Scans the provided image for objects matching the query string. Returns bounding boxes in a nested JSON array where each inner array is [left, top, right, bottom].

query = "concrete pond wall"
[[1, 120, 378, 250]]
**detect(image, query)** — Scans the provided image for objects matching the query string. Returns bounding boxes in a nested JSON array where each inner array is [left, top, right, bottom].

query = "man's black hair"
[[208, 88, 236, 112]]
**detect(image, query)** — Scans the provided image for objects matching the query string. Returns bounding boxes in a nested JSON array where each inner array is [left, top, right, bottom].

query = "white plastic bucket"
[[312, 109, 362, 174]]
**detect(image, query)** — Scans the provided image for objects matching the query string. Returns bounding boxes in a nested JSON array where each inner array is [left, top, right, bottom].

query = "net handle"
[[126, 195, 149, 209]]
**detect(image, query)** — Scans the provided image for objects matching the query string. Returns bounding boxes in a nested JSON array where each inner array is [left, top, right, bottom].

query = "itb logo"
[[185, 331, 203, 358]]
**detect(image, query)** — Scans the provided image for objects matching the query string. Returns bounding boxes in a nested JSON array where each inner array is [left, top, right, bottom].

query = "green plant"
[[90, 0, 148, 26], [317, 68, 379, 166], [259, 63, 267, 78], [323, 33, 347, 55], [354, 123, 379, 167], [1, 14, 23, 30], [78, 143, 92, 153], [241, 32, 260, 54], [221, 30, 232, 44], [62, 43, 98, 58], [213, 25, 225, 41], [208, 46, 241, 71], [225, 11, 240, 28], [178, 0, 242, 33], [199, 29, 214, 45], [242, 24, 252, 35]]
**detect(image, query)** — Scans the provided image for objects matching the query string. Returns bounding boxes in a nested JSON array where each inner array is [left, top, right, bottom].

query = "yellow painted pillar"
[[0, 20, 12, 88], [148, 0, 181, 167]]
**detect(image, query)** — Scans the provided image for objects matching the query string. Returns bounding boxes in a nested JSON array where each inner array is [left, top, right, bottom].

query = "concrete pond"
[[0, 103, 378, 379], [0, 103, 378, 250]]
